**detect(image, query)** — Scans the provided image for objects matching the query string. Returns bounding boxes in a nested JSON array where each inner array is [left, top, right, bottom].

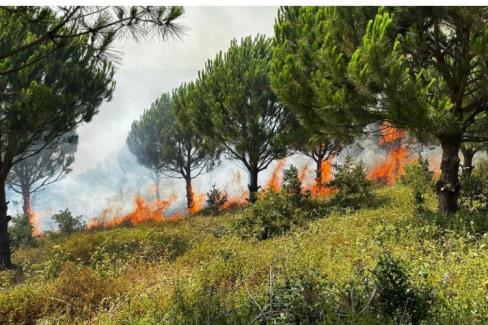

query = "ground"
[[1, 186, 488, 324]]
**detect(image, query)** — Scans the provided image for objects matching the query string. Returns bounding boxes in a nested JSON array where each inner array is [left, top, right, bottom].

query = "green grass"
[[2, 185, 488, 324]]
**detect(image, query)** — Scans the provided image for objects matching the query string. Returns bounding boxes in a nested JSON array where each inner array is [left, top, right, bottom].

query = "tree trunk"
[[22, 186, 32, 218], [248, 167, 259, 203], [461, 147, 475, 178], [185, 176, 193, 211], [436, 135, 461, 214], [0, 178, 12, 268], [314, 157, 323, 189]]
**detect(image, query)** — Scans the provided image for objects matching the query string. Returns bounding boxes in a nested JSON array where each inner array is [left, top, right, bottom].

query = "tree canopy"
[[181, 35, 295, 202], [271, 6, 488, 213], [129, 92, 214, 211]]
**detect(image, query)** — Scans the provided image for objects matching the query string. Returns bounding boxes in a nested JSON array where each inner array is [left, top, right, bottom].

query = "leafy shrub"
[[328, 156, 373, 210], [235, 165, 329, 240], [234, 191, 307, 240], [460, 158, 488, 211], [400, 158, 435, 207], [205, 184, 228, 214], [282, 164, 304, 203], [9, 214, 35, 248], [373, 253, 433, 324], [258, 270, 335, 324], [51, 209, 84, 235]]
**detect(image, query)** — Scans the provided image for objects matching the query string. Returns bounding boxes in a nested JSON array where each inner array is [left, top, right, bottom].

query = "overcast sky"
[[72, 6, 278, 173]]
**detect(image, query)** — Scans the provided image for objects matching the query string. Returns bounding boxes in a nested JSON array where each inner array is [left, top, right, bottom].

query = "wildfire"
[[189, 184, 206, 214], [87, 194, 177, 230], [27, 207, 42, 237], [265, 160, 286, 192], [379, 122, 406, 144], [309, 160, 335, 198]]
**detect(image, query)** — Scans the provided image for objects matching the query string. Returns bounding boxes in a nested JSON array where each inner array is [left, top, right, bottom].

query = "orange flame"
[[265, 160, 286, 192], [368, 123, 413, 185], [27, 207, 42, 237], [87, 194, 177, 230], [189, 184, 205, 214], [379, 122, 406, 145], [309, 160, 335, 198]]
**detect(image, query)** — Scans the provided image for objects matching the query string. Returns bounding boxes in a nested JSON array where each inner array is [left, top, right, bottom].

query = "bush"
[[205, 184, 228, 214], [328, 156, 373, 210], [258, 270, 335, 324], [51, 209, 84, 235], [400, 158, 435, 208], [9, 214, 35, 248], [460, 158, 488, 211], [373, 253, 433, 324], [282, 165, 304, 203]]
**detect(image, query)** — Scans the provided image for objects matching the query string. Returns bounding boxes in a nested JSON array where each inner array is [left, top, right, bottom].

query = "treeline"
[[129, 7, 488, 218]]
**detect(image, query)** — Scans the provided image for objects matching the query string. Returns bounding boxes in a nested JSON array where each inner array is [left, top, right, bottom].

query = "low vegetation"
[[3, 168, 488, 323]]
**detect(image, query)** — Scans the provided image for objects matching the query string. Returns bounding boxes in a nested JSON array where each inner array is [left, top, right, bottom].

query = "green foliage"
[[258, 270, 336, 324], [234, 172, 325, 240], [400, 159, 435, 207], [328, 156, 373, 209], [181, 35, 295, 202], [460, 159, 488, 211], [51, 209, 84, 235], [205, 184, 228, 215], [282, 164, 303, 203], [9, 214, 35, 249], [373, 253, 433, 324]]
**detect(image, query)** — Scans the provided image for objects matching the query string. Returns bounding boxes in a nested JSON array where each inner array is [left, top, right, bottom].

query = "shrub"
[[234, 191, 306, 240], [372, 253, 433, 324], [206, 184, 228, 214], [400, 158, 435, 207], [460, 158, 488, 211], [328, 156, 373, 210], [51, 209, 84, 235], [282, 164, 304, 203], [9, 214, 35, 248], [258, 270, 335, 324]]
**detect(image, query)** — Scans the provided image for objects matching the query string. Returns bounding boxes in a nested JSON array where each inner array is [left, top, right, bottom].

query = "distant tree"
[[7, 133, 77, 223], [182, 35, 295, 202], [128, 92, 214, 211], [51, 209, 84, 235]]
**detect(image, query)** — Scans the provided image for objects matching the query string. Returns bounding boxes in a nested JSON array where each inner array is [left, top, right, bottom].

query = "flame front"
[[27, 207, 42, 237], [87, 194, 178, 230], [265, 160, 286, 192]]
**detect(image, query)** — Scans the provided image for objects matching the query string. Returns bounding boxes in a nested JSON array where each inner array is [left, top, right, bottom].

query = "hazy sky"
[[73, 6, 278, 173]]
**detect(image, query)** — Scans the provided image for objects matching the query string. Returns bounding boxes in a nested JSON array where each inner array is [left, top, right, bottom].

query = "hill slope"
[[1, 186, 488, 324]]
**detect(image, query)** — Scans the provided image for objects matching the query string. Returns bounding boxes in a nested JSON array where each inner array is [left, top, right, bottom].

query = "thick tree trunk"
[[0, 179, 12, 268], [461, 147, 475, 178], [436, 135, 462, 214], [22, 187, 32, 218], [185, 176, 193, 211], [248, 167, 259, 203]]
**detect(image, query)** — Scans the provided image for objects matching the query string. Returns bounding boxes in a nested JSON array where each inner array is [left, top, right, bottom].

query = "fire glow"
[[87, 194, 178, 230]]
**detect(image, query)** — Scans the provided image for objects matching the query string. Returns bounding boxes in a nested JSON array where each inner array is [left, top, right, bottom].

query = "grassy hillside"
[[1, 185, 488, 324]]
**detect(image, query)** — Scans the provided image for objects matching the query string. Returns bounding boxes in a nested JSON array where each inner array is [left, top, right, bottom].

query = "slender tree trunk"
[[436, 135, 462, 214], [0, 177, 12, 268], [185, 176, 193, 211], [314, 157, 323, 189], [461, 147, 476, 177], [248, 167, 259, 203]]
